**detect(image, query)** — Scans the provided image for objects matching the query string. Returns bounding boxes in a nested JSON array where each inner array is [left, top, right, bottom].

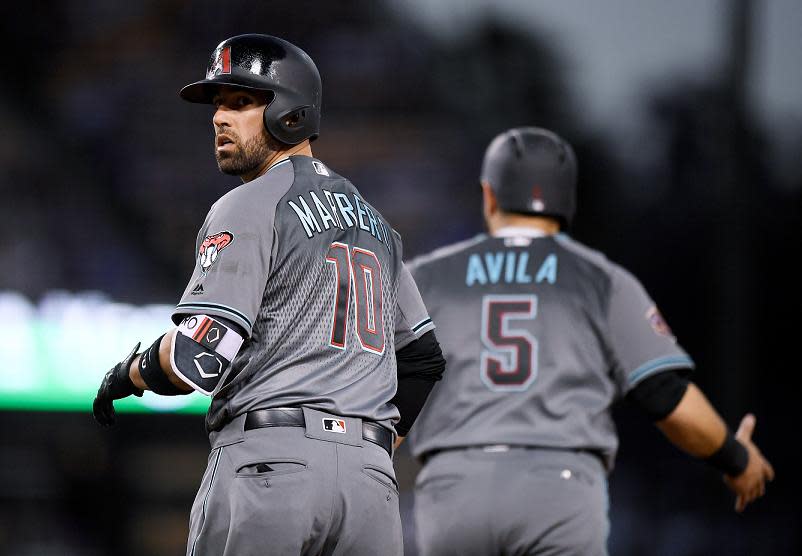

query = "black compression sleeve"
[[391, 378, 439, 436], [139, 334, 188, 396], [391, 331, 446, 435], [395, 330, 446, 381], [627, 369, 691, 421]]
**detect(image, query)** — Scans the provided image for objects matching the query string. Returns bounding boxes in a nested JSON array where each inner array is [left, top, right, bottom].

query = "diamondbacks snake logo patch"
[[646, 306, 673, 338], [199, 231, 233, 273]]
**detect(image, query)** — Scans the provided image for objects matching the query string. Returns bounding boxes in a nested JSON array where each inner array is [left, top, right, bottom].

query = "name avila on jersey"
[[287, 190, 393, 252], [466, 251, 558, 286]]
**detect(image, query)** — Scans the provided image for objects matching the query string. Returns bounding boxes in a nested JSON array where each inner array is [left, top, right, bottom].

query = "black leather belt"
[[244, 408, 393, 457], [420, 445, 604, 467]]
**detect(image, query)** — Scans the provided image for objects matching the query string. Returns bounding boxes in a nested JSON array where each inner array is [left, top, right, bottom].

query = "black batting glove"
[[92, 342, 144, 427]]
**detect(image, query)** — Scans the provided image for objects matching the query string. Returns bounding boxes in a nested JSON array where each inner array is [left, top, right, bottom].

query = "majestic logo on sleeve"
[[198, 231, 234, 273]]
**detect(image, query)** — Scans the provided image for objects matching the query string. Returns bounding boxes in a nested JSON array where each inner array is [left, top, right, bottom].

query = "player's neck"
[[240, 141, 314, 183], [487, 213, 560, 236]]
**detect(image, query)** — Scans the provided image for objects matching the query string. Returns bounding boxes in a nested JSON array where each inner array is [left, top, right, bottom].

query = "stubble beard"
[[215, 128, 275, 177]]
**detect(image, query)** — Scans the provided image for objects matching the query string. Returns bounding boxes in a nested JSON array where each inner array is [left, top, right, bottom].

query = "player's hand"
[[723, 414, 775, 512], [92, 342, 144, 427]]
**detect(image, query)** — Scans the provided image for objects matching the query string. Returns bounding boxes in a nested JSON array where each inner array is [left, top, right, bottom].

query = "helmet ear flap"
[[265, 105, 316, 145], [283, 108, 305, 128]]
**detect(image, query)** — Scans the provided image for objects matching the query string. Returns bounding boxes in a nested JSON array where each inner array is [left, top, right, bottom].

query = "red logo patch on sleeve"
[[198, 231, 233, 273], [646, 306, 674, 338]]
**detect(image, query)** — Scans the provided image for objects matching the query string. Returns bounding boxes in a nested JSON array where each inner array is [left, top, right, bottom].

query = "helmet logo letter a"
[[208, 46, 232, 79]]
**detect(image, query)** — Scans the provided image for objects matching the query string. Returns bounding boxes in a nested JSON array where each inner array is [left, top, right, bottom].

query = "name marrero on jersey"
[[287, 189, 393, 252]]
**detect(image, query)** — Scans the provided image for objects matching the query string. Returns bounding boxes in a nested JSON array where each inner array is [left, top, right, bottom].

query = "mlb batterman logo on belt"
[[198, 231, 234, 273], [323, 418, 347, 433]]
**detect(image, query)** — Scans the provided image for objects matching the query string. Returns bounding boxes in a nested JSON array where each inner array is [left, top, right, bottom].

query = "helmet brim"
[[179, 79, 274, 104]]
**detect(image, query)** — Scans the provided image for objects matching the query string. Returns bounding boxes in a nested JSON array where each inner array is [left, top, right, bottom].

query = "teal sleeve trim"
[[628, 355, 695, 387], [412, 317, 434, 334]]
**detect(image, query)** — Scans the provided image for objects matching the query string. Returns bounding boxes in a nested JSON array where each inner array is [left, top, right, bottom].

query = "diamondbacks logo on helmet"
[[207, 46, 232, 79], [198, 231, 233, 273], [530, 185, 546, 212]]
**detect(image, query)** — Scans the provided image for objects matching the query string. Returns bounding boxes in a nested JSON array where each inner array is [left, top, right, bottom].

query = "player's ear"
[[481, 180, 498, 222]]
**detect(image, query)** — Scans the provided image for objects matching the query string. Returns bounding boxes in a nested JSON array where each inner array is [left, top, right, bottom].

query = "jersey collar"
[[492, 226, 550, 238], [265, 157, 293, 173]]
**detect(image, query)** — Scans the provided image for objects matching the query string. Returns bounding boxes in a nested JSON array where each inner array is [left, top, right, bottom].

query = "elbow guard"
[[171, 315, 245, 396]]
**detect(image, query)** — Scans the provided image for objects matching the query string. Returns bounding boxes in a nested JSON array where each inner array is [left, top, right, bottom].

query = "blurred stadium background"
[[1, 0, 800, 554]]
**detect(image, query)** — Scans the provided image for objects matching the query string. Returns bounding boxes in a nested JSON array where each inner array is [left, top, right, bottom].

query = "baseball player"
[[405, 127, 774, 555], [92, 34, 445, 556]]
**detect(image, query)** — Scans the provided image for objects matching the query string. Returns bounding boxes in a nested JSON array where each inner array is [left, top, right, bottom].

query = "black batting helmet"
[[180, 34, 322, 145], [480, 127, 577, 227]]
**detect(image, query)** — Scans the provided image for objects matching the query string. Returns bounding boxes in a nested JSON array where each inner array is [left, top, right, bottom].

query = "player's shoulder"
[[287, 156, 350, 189], [213, 158, 296, 211], [553, 234, 618, 273], [407, 234, 490, 273], [554, 234, 642, 291], [283, 156, 370, 207]]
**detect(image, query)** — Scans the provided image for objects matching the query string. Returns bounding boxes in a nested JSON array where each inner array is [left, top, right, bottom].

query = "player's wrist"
[[120, 363, 144, 398], [129, 354, 148, 390], [705, 430, 749, 477], [111, 342, 144, 399]]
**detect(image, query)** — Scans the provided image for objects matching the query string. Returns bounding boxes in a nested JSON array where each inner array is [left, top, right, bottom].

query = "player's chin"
[[215, 153, 240, 175]]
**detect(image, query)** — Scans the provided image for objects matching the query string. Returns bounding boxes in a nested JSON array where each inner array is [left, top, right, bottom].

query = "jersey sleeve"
[[172, 190, 276, 334], [606, 266, 694, 395], [394, 262, 435, 350]]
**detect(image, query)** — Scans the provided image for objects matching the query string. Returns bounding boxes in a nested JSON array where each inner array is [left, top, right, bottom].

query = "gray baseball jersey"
[[172, 156, 434, 433], [406, 228, 694, 471]]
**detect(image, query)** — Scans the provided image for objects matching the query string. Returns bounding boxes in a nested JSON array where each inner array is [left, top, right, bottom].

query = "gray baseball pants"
[[186, 410, 402, 556], [414, 447, 609, 556]]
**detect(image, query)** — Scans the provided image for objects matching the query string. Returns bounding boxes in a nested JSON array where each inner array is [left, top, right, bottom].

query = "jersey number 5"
[[480, 294, 538, 391], [326, 242, 385, 355]]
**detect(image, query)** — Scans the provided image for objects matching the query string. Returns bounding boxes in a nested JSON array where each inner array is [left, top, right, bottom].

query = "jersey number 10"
[[326, 242, 385, 355], [480, 294, 539, 391]]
